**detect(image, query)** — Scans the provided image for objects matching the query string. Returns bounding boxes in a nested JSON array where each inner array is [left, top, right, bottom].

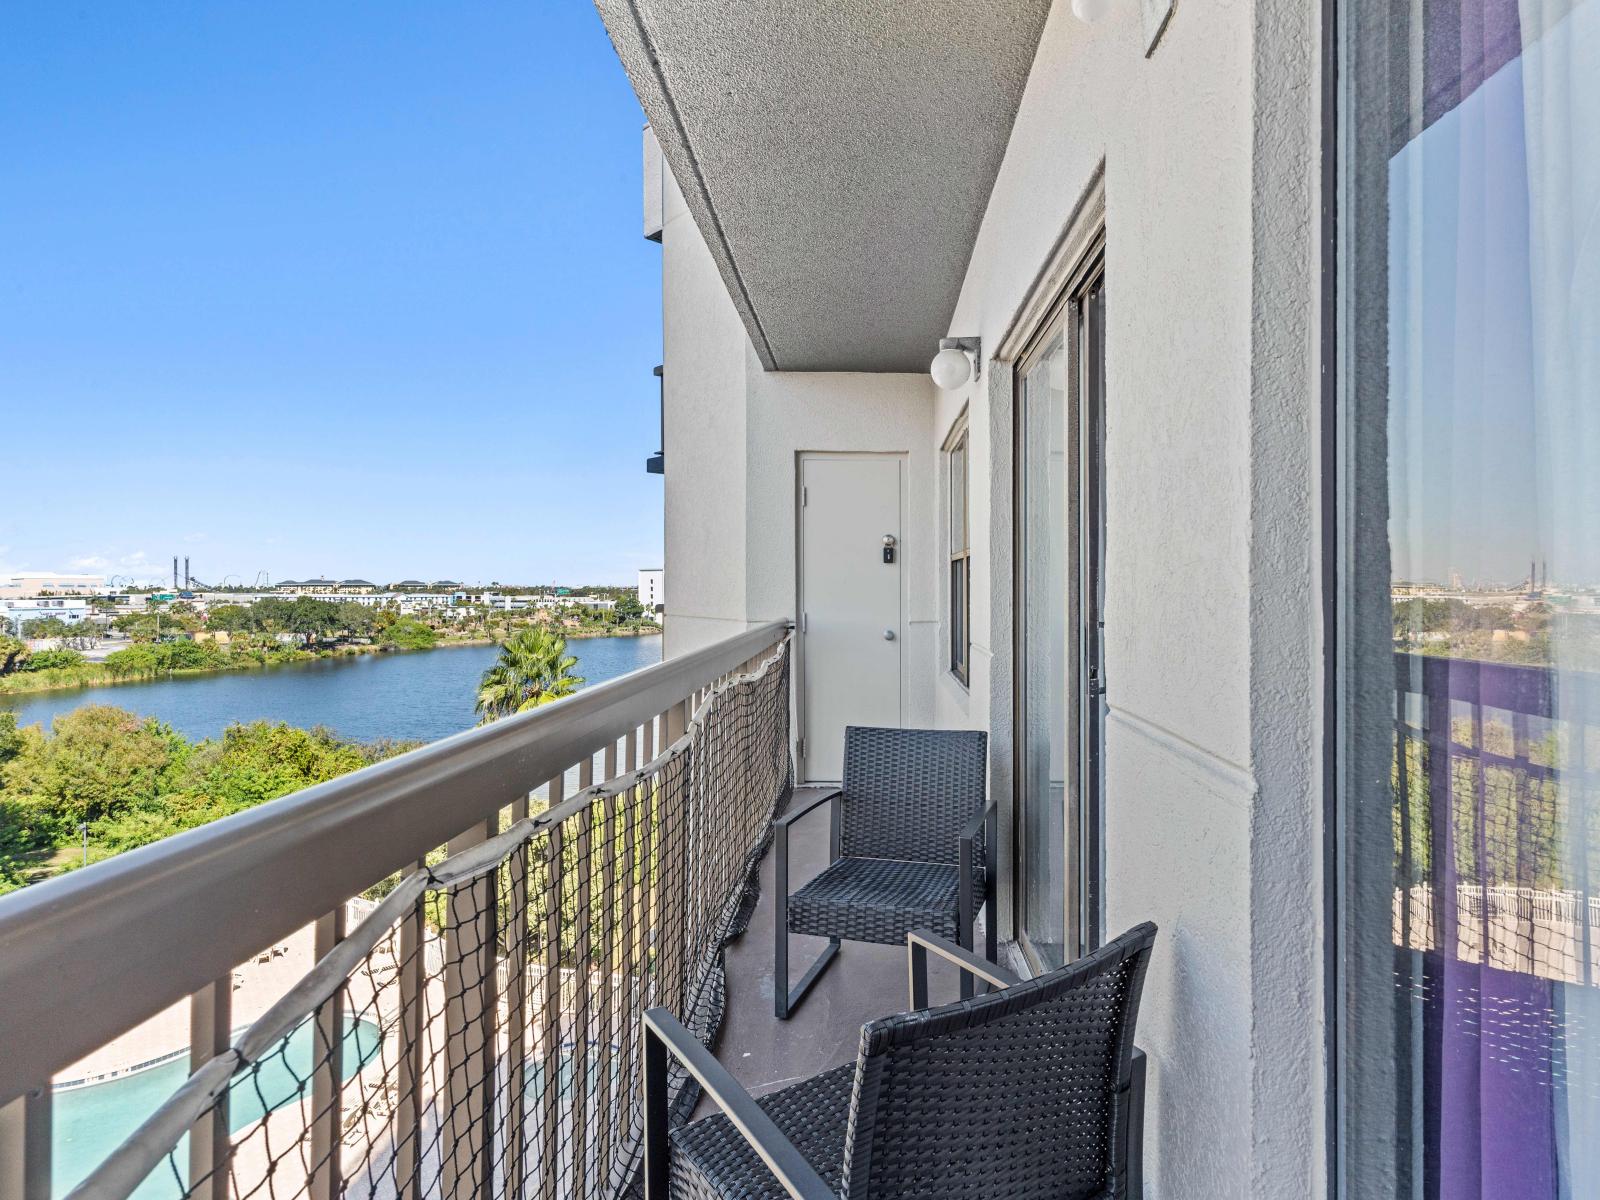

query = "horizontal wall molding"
[[1107, 705, 1258, 804]]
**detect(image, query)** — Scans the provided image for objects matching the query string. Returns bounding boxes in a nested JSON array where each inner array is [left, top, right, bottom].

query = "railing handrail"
[[0, 619, 789, 1107]]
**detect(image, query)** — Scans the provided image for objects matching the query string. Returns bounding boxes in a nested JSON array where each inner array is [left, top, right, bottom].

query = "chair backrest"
[[839, 726, 986, 864], [839, 922, 1158, 1200]]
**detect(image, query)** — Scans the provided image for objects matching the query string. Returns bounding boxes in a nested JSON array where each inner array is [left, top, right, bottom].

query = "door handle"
[[883, 629, 896, 641]]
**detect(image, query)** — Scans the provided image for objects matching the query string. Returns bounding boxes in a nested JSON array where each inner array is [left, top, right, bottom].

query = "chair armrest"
[[642, 1008, 834, 1200], [907, 929, 1022, 1008], [958, 793, 996, 848], [773, 788, 840, 830]]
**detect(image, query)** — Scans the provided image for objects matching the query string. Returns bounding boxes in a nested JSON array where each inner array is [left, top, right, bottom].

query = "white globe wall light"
[[1072, 0, 1115, 22], [930, 337, 981, 391]]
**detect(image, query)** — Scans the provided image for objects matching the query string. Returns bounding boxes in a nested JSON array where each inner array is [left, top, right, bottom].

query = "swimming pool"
[[53, 1017, 382, 1200]]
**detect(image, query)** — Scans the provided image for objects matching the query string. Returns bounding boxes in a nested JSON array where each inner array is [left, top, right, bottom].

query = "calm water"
[[0, 635, 661, 743]]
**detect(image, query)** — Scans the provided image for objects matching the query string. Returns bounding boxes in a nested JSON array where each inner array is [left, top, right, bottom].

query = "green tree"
[[336, 602, 376, 638], [475, 628, 584, 721], [286, 598, 342, 644], [251, 597, 293, 633], [21, 649, 84, 672], [112, 611, 165, 642], [104, 644, 161, 678], [0, 706, 181, 825], [382, 618, 437, 650], [20, 617, 78, 638], [615, 593, 646, 621], [0, 713, 24, 767], [206, 604, 254, 633], [0, 637, 30, 674]]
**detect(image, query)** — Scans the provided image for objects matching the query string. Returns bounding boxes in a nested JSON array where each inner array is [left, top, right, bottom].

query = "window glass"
[[1019, 333, 1068, 968], [950, 435, 967, 554], [1339, 2, 1600, 1194]]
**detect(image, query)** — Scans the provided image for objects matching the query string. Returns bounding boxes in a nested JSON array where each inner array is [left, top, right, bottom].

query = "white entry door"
[[798, 453, 904, 781]]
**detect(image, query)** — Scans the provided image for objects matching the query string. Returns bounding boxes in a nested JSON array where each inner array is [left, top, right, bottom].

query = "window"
[[1336, 3, 1600, 1196], [947, 424, 970, 684]]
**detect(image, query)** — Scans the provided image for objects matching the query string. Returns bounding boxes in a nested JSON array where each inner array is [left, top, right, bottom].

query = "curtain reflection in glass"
[[1342, 1, 1600, 1195]]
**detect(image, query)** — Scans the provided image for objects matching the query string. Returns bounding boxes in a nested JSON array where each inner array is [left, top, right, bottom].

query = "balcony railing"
[[1390, 651, 1599, 982], [0, 621, 792, 1200]]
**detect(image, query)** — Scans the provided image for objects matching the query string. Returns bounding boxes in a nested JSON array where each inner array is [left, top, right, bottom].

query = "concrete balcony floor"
[[707, 785, 967, 1106]]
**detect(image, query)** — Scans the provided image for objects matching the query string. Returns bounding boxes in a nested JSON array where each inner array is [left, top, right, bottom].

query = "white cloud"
[[69, 555, 111, 570]]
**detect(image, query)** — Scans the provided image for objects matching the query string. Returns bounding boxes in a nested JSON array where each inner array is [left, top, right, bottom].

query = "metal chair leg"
[[773, 809, 841, 1019]]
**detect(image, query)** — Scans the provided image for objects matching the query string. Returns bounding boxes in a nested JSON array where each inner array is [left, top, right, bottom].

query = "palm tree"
[[475, 627, 585, 721]]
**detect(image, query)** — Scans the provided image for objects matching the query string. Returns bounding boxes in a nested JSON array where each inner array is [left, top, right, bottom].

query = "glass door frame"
[[1012, 237, 1107, 973]]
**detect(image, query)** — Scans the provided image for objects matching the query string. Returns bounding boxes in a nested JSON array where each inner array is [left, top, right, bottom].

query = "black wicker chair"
[[774, 726, 994, 1019], [643, 921, 1157, 1200]]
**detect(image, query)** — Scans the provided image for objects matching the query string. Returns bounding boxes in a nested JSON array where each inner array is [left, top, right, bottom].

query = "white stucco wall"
[[660, 167, 750, 657], [649, 0, 1323, 1192], [932, 1, 1324, 1197]]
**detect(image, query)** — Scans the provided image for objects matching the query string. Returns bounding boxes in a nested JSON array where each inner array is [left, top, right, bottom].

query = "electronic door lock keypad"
[[882, 534, 897, 564]]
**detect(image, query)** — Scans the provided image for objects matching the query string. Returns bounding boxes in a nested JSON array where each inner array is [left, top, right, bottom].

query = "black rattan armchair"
[[643, 921, 1157, 1200], [774, 726, 993, 1018]]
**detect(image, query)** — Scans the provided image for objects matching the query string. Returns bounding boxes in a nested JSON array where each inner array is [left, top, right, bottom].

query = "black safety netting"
[[78, 639, 791, 1200]]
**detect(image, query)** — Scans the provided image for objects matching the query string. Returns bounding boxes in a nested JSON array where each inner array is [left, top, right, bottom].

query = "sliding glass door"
[[1016, 251, 1105, 970], [1337, 1, 1600, 1194]]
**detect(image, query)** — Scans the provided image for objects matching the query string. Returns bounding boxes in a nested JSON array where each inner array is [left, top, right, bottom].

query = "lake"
[[0, 635, 662, 744]]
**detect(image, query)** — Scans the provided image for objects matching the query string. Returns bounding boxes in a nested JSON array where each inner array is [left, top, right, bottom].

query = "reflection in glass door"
[[1016, 253, 1105, 971], [1337, 1, 1600, 1194]]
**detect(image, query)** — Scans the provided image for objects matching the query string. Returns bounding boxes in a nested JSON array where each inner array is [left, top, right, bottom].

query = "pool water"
[[54, 1018, 382, 1200]]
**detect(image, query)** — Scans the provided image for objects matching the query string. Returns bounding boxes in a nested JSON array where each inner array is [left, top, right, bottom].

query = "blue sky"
[[0, 4, 661, 587]]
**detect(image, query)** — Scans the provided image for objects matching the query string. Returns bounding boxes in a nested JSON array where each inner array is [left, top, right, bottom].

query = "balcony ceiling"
[[597, 0, 1052, 373]]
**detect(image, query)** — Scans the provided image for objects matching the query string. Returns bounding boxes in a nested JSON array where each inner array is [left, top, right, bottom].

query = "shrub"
[[382, 618, 437, 650], [21, 649, 85, 672]]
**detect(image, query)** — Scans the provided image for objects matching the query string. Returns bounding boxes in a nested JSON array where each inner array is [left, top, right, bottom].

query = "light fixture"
[[1072, 0, 1115, 22], [931, 336, 980, 390]]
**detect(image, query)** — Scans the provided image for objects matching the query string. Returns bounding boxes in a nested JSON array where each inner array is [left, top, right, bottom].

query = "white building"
[[2, 597, 92, 634], [637, 568, 664, 614]]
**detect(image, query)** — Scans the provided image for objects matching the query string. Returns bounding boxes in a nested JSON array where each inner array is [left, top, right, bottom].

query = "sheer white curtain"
[[1521, 0, 1600, 1189]]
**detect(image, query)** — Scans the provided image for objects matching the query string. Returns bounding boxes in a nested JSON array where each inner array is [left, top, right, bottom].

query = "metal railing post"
[[394, 860, 426, 1200], [310, 908, 347, 1200], [571, 756, 595, 1195], [189, 977, 233, 1200], [538, 776, 565, 1200], [0, 1085, 50, 1200], [441, 819, 496, 1200]]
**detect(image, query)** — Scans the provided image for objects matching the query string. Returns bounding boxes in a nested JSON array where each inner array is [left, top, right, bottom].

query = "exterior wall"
[[0, 573, 106, 598], [659, 166, 749, 656], [647, 0, 1323, 1193], [932, 1, 1325, 1197], [658, 169, 941, 728]]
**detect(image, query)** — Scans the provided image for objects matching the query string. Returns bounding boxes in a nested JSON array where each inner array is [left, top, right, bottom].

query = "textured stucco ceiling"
[[597, 0, 1052, 373]]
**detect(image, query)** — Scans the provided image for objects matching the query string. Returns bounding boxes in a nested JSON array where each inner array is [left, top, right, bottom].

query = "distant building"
[[0, 572, 107, 598], [2, 597, 92, 634], [337, 579, 378, 594], [637, 568, 665, 614], [274, 579, 339, 594]]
